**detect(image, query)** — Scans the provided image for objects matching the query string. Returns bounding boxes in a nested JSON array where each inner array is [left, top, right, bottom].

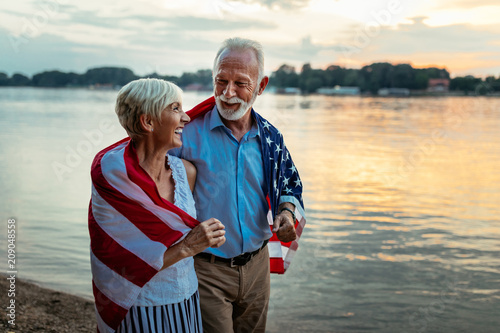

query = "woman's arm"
[[161, 218, 225, 270], [181, 159, 197, 192]]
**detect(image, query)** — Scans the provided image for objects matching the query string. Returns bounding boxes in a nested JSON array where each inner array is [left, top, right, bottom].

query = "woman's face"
[[153, 101, 190, 149]]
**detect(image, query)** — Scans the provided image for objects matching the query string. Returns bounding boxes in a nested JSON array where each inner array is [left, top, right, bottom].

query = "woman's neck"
[[133, 138, 170, 182]]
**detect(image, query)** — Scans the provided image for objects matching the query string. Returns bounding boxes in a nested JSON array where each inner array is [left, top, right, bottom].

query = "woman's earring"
[[151, 128, 154, 132]]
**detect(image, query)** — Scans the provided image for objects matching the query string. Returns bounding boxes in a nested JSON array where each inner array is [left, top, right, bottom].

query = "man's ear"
[[258, 76, 269, 95], [139, 114, 154, 132]]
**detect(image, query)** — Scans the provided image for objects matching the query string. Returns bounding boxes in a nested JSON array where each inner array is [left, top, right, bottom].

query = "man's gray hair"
[[213, 37, 265, 81], [115, 78, 182, 140]]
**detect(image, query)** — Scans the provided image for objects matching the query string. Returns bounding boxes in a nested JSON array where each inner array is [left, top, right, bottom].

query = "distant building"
[[88, 83, 116, 90], [276, 87, 301, 94], [184, 83, 211, 91], [427, 78, 450, 92], [378, 88, 410, 96], [317, 85, 360, 95]]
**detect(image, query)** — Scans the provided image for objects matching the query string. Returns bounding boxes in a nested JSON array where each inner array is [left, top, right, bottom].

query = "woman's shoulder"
[[180, 159, 196, 192], [167, 155, 197, 192]]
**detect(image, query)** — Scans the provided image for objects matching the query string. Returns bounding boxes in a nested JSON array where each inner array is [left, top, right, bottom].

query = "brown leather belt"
[[195, 240, 269, 267]]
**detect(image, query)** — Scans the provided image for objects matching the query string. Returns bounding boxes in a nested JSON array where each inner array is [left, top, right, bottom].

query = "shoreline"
[[1, 274, 96, 332], [1, 86, 500, 97]]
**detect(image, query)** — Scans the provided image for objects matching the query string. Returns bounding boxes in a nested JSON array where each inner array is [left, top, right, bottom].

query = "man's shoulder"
[[185, 109, 212, 133]]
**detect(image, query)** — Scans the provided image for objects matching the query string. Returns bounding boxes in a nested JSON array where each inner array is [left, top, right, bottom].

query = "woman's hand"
[[181, 218, 226, 257], [161, 218, 225, 270]]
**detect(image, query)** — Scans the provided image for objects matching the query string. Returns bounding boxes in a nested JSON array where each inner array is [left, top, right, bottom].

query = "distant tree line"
[[1, 63, 499, 95], [271, 63, 500, 94], [0, 67, 213, 90]]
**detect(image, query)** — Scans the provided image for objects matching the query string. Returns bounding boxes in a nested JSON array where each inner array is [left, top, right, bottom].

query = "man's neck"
[[219, 108, 254, 142]]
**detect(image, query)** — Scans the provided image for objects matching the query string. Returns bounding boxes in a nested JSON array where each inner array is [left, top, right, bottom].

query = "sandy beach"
[[1, 274, 96, 332]]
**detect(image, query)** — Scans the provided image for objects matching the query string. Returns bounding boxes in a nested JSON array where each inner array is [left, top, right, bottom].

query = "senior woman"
[[88, 78, 225, 333]]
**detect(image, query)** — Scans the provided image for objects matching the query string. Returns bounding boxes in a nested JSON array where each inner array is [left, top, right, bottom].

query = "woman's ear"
[[139, 114, 154, 133]]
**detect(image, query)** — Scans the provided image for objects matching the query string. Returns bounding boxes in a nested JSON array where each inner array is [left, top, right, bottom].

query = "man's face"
[[213, 49, 262, 121]]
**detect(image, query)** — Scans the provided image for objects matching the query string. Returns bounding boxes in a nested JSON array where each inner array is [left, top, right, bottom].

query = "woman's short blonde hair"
[[115, 78, 182, 140]]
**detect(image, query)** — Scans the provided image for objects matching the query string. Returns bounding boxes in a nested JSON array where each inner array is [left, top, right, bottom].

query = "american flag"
[[187, 97, 307, 274], [89, 139, 199, 332]]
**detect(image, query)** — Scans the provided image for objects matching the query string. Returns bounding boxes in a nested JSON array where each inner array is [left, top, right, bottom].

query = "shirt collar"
[[209, 105, 260, 138]]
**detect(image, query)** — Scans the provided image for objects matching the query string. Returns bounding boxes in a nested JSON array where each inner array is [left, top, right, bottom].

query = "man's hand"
[[272, 209, 297, 243]]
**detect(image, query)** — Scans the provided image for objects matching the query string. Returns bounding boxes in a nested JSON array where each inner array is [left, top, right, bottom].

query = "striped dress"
[[117, 291, 202, 333]]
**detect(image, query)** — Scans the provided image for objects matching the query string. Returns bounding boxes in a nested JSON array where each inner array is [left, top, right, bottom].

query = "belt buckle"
[[230, 257, 237, 267], [230, 252, 251, 267]]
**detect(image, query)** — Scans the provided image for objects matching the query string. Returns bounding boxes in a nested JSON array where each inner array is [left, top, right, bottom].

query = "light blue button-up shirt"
[[170, 106, 272, 258]]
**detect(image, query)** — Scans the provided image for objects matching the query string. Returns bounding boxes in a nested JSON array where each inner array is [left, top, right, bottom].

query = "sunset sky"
[[1, 0, 500, 78]]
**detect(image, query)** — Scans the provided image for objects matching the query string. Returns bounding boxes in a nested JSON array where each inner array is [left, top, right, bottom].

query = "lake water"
[[1, 88, 499, 332]]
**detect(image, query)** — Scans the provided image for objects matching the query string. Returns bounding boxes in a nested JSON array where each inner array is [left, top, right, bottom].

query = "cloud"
[[0, 27, 98, 75], [435, 0, 500, 10], [372, 17, 500, 54], [231, 0, 313, 10], [1, 0, 499, 77], [266, 36, 342, 62], [134, 15, 277, 31], [52, 10, 277, 31], [0, 24, 219, 77], [335, 17, 500, 76]]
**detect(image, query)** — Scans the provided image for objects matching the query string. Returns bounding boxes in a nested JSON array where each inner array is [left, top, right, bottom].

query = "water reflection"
[[260, 94, 500, 332], [1, 89, 499, 331]]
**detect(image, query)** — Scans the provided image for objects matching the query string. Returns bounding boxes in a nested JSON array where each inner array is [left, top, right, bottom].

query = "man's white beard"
[[216, 90, 258, 121]]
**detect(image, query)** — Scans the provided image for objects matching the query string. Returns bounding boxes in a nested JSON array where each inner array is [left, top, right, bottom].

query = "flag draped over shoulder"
[[186, 97, 307, 274], [89, 139, 199, 333]]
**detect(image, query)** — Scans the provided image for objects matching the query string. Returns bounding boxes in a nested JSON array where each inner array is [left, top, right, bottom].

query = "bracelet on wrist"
[[278, 207, 296, 222]]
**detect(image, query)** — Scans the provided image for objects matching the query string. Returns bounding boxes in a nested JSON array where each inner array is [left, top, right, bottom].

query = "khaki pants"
[[194, 247, 271, 333]]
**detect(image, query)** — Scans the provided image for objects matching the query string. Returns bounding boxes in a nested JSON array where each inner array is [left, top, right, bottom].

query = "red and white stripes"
[[266, 205, 306, 274], [89, 139, 198, 332]]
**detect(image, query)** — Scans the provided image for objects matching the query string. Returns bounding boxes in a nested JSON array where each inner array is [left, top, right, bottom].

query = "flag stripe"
[[268, 241, 283, 258], [89, 139, 201, 332], [89, 206, 158, 287], [92, 145, 184, 248], [123, 142, 199, 229], [93, 280, 129, 330], [100, 151, 194, 234], [90, 251, 142, 309], [186, 96, 216, 120], [95, 309, 113, 333], [270, 258, 285, 274], [91, 187, 168, 270]]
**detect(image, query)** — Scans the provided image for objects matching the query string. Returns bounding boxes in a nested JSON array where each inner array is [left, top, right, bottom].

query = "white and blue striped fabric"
[[117, 291, 202, 333]]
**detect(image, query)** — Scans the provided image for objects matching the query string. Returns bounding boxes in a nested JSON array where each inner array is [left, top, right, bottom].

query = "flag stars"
[[266, 136, 273, 146], [263, 121, 271, 130], [284, 187, 293, 194], [290, 165, 297, 174], [275, 144, 282, 154], [294, 178, 302, 187], [283, 176, 290, 186]]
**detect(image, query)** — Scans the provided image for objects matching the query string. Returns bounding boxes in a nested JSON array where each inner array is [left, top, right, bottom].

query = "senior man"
[[171, 37, 305, 332]]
